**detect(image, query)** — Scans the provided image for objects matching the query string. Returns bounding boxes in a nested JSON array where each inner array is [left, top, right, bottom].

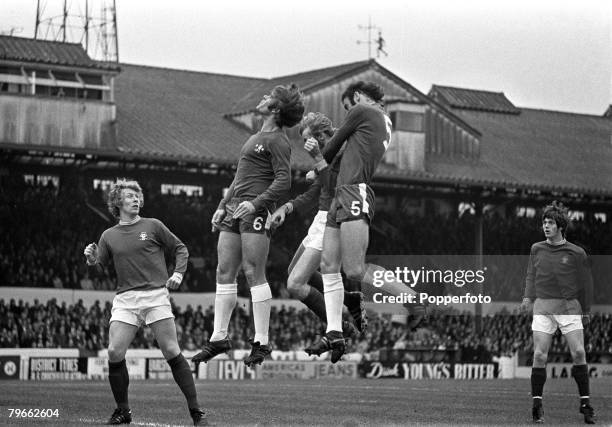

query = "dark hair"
[[542, 200, 569, 237], [107, 179, 144, 219], [341, 81, 384, 105], [270, 83, 305, 128]]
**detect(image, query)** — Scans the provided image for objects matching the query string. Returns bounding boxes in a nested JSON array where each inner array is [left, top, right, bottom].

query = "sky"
[[1, 0, 611, 115]]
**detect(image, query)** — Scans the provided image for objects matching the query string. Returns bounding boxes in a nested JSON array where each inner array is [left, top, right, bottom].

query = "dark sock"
[[108, 360, 129, 409], [168, 354, 199, 410], [301, 287, 327, 323], [307, 271, 324, 293], [531, 367, 546, 405], [571, 364, 590, 405]]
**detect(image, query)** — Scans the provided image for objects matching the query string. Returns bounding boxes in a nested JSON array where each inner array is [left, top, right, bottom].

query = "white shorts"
[[531, 298, 583, 335], [110, 287, 174, 327], [301, 210, 328, 251]]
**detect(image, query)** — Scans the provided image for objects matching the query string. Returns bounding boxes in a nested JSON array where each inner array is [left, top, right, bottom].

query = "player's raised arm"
[[322, 106, 363, 163]]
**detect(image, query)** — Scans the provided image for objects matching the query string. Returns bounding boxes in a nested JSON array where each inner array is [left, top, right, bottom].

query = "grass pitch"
[[1, 378, 610, 426]]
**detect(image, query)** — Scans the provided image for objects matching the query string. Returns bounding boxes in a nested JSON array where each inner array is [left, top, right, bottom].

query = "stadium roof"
[[429, 85, 520, 114], [376, 107, 611, 196], [0, 35, 119, 71], [228, 60, 373, 116], [114, 64, 264, 163]]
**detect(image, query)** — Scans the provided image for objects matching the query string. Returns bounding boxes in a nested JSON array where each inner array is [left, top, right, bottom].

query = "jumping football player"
[[192, 84, 305, 367], [304, 81, 423, 363], [266, 112, 367, 339]]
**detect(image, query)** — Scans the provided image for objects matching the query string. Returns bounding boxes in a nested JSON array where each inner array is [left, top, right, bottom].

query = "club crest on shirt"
[[139, 232, 147, 241], [254, 144, 264, 153], [560, 255, 569, 264]]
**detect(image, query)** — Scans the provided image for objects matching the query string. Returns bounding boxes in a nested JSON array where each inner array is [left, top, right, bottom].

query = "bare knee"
[[160, 341, 181, 360], [287, 273, 309, 299], [571, 347, 586, 364], [320, 256, 340, 275], [216, 263, 236, 283], [533, 349, 548, 367], [107, 345, 126, 363], [242, 261, 258, 286], [343, 264, 366, 282]]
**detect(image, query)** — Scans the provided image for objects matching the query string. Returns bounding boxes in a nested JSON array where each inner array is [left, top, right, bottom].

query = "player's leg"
[[288, 244, 328, 323], [241, 230, 273, 366], [107, 320, 138, 424], [150, 318, 206, 424], [305, 225, 346, 362], [531, 322, 554, 424], [563, 322, 595, 424], [192, 230, 241, 364]]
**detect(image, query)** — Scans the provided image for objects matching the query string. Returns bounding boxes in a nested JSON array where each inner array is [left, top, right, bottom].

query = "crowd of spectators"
[[2, 298, 611, 363], [2, 176, 611, 303]]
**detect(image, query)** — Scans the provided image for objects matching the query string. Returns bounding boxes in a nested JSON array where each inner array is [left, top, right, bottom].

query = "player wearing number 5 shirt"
[[192, 84, 305, 368], [305, 81, 422, 362]]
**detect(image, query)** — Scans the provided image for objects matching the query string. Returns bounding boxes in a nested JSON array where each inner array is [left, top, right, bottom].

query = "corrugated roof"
[[114, 64, 266, 162], [429, 85, 520, 114], [0, 35, 118, 70], [422, 107, 612, 194], [228, 60, 371, 115]]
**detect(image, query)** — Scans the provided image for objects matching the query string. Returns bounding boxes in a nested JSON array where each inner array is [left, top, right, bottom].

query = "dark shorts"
[[218, 198, 270, 236], [326, 183, 375, 229]]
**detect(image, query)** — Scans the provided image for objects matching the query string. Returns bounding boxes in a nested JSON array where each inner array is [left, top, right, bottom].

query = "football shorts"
[[301, 210, 328, 251], [326, 183, 375, 228], [218, 197, 270, 235], [110, 287, 174, 327], [531, 298, 583, 335]]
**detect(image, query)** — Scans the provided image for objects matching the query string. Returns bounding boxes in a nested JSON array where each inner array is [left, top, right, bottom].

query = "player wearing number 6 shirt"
[[192, 83, 305, 368], [304, 81, 422, 363], [83, 179, 205, 425]]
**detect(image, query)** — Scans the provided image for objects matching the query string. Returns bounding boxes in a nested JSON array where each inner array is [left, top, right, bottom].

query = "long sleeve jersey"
[[524, 240, 593, 313], [289, 154, 342, 213], [93, 217, 189, 294], [322, 103, 391, 187], [218, 130, 291, 212]]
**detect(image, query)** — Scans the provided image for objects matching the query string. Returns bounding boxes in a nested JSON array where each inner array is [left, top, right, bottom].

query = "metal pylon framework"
[[34, 0, 119, 63]]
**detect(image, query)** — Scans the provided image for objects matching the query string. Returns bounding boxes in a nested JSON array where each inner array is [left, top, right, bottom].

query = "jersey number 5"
[[382, 114, 392, 151]]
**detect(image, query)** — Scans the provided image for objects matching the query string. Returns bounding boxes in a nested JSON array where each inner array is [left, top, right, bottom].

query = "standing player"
[[192, 84, 304, 367], [304, 81, 423, 363], [266, 112, 367, 338], [521, 201, 595, 424], [83, 179, 205, 426]]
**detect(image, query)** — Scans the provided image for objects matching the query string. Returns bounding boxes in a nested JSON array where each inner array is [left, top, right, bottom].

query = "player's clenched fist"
[[165, 272, 183, 290], [266, 203, 292, 231], [304, 137, 322, 159], [520, 297, 533, 314], [84, 243, 98, 264], [211, 208, 226, 232]]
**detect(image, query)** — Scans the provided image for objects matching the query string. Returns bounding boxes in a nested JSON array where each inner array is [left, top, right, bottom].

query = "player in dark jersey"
[[265, 112, 367, 340], [192, 84, 304, 367], [520, 201, 595, 424], [83, 179, 205, 426], [304, 81, 423, 363]]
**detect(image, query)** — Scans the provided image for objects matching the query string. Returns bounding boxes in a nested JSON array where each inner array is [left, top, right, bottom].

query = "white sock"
[[323, 273, 344, 333], [250, 283, 272, 346], [210, 283, 237, 341]]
